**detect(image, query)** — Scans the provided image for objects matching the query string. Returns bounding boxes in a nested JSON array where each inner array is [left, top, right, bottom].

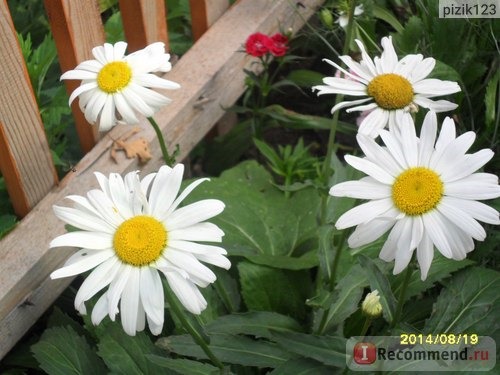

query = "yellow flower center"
[[392, 167, 443, 215], [367, 73, 414, 110], [97, 61, 132, 93], [113, 215, 167, 266]]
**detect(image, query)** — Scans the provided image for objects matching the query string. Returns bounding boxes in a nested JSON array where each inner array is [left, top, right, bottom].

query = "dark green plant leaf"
[[270, 331, 346, 368], [206, 312, 303, 339], [0, 214, 17, 238], [392, 16, 424, 54], [31, 326, 106, 375], [357, 255, 397, 324], [484, 70, 499, 129], [392, 254, 474, 301], [286, 69, 324, 87], [238, 261, 311, 320], [160, 333, 294, 368], [97, 324, 167, 374], [269, 357, 334, 374], [428, 60, 462, 83], [146, 355, 219, 374], [212, 268, 241, 313], [424, 267, 500, 338], [373, 5, 404, 33]]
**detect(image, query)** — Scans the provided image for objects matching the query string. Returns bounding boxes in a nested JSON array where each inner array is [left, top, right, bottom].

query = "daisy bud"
[[362, 290, 383, 318]]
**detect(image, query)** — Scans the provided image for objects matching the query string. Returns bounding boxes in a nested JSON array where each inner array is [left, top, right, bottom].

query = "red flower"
[[245, 33, 272, 57], [269, 33, 289, 57]]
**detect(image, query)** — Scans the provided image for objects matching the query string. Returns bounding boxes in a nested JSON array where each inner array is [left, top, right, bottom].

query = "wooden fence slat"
[[190, 0, 231, 41], [44, 0, 105, 153], [119, 0, 169, 52], [0, 0, 324, 359], [0, 1, 58, 217]]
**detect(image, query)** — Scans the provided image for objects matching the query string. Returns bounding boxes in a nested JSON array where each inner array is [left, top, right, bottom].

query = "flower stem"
[[391, 264, 413, 330], [164, 286, 224, 369], [147, 117, 175, 166], [360, 317, 372, 337]]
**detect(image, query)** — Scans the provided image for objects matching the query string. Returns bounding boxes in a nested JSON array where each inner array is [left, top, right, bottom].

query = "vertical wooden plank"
[[190, 0, 231, 41], [119, 0, 168, 52], [44, 0, 105, 153], [0, 0, 58, 217]]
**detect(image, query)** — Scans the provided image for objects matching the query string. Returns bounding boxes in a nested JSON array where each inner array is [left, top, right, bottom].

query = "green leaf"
[[373, 5, 404, 33], [428, 60, 462, 83], [286, 69, 324, 87], [392, 254, 474, 301], [393, 16, 424, 54], [206, 312, 303, 339], [357, 255, 397, 324], [184, 161, 320, 259], [212, 268, 241, 313], [320, 264, 368, 333], [238, 261, 311, 320], [424, 267, 500, 337], [146, 355, 219, 375], [244, 250, 319, 270], [104, 11, 124, 43], [270, 357, 334, 374], [97, 324, 166, 375], [270, 331, 346, 368], [0, 215, 17, 238], [484, 70, 499, 128], [31, 326, 107, 375], [161, 333, 294, 368]]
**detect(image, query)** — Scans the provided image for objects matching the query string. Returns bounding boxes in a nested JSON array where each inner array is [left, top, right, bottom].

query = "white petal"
[[354, 39, 377, 77], [394, 54, 423, 78], [169, 222, 224, 242], [437, 198, 486, 241], [133, 73, 180, 90], [344, 154, 394, 184], [445, 173, 500, 200], [120, 268, 141, 336], [348, 217, 396, 248], [53, 205, 114, 233], [60, 70, 97, 80], [412, 79, 461, 96], [107, 264, 132, 320], [393, 217, 416, 274], [113, 41, 128, 60], [84, 90, 107, 123], [164, 271, 207, 314], [165, 178, 210, 218], [98, 95, 116, 131], [335, 198, 394, 229], [380, 36, 398, 72], [410, 57, 435, 82], [422, 211, 453, 258], [330, 178, 391, 199], [114, 92, 139, 124], [140, 267, 164, 326], [149, 164, 183, 220], [68, 82, 98, 105], [418, 111, 437, 166], [357, 108, 389, 137], [336, 56, 372, 83], [74, 257, 120, 313], [92, 45, 107, 65], [431, 132, 476, 174], [435, 117, 456, 151], [380, 219, 405, 261], [164, 249, 216, 287], [331, 98, 372, 114], [319, 77, 368, 95], [441, 197, 499, 224], [358, 136, 401, 176], [416, 233, 434, 280], [168, 240, 230, 269], [166, 200, 225, 230], [440, 149, 494, 182], [91, 292, 109, 326], [109, 173, 134, 218], [120, 87, 155, 117], [400, 115, 419, 167], [51, 249, 114, 279], [50, 231, 112, 249], [379, 130, 407, 170], [413, 96, 458, 112], [74, 60, 103, 72], [86, 189, 123, 227], [129, 83, 172, 109]]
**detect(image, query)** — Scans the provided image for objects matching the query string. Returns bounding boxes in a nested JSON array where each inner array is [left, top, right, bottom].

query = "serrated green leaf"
[[97, 324, 167, 375], [206, 312, 303, 339], [146, 355, 219, 375], [428, 60, 462, 83], [31, 326, 106, 375], [269, 357, 334, 374], [393, 16, 424, 54], [271, 331, 346, 368], [161, 333, 294, 368], [237, 261, 311, 320], [392, 254, 474, 301], [425, 267, 500, 336], [357, 255, 397, 324], [320, 264, 368, 333]]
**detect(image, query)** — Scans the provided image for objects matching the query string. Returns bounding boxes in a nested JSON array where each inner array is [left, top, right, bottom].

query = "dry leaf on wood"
[[111, 127, 152, 164]]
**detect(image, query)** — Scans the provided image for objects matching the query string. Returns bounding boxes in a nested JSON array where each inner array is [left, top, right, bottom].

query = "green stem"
[[360, 317, 372, 338], [391, 264, 413, 330], [147, 117, 175, 166], [164, 286, 224, 369]]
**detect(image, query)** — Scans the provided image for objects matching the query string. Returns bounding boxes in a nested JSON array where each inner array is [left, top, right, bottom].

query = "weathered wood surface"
[[44, 0, 105, 152], [0, 0, 324, 359], [119, 0, 169, 52], [190, 0, 231, 41], [0, 1, 58, 217]]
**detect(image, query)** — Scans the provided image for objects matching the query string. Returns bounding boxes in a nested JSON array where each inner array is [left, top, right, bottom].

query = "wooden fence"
[[0, 0, 323, 359]]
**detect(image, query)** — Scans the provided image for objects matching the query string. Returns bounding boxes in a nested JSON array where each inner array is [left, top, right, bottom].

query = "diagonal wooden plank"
[[0, 1, 58, 217], [119, 0, 169, 52], [0, 0, 324, 359], [44, 0, 105, 153]]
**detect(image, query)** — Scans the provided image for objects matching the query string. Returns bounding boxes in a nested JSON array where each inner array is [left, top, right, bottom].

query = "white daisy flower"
[[312, 36, 461, 137], [336, 5, 364, 28], [61, 41, 180, 132], [330, 112, 500, 280], [50, 164, 230, 336]]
